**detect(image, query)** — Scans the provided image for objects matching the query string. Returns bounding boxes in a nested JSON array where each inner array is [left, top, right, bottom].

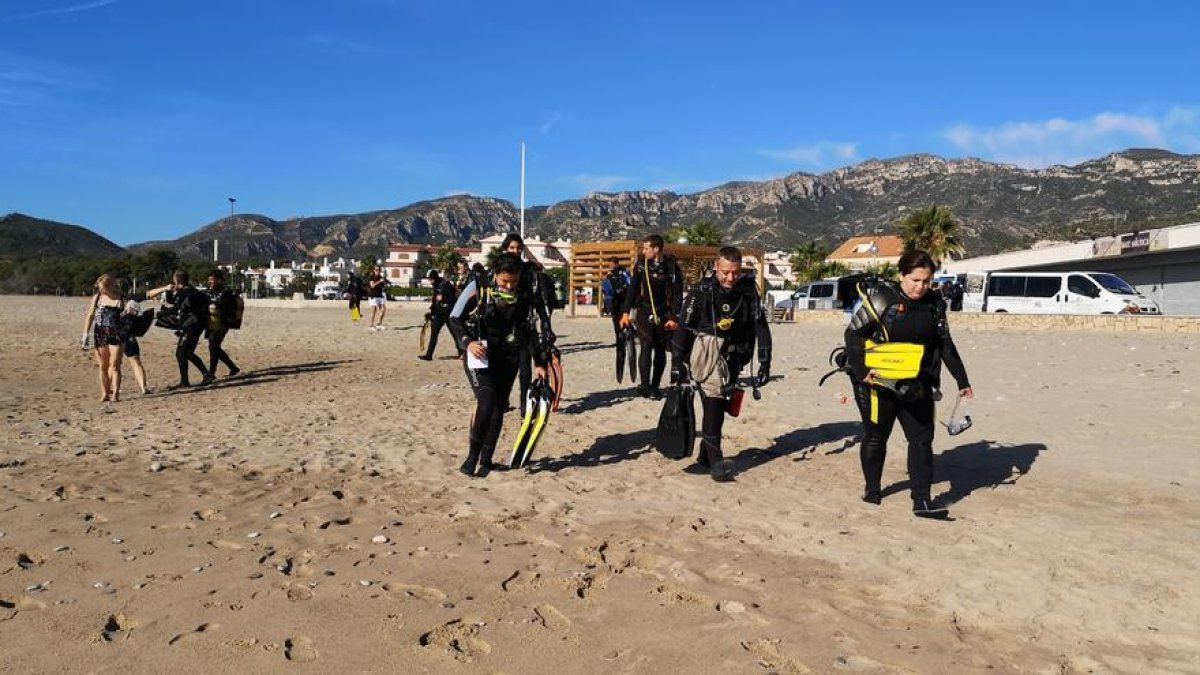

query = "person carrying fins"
[[840, 249, 973, 518], [448, 252, 550, 478], [670, 246, 771, 482], [621, 234, 684, 399]]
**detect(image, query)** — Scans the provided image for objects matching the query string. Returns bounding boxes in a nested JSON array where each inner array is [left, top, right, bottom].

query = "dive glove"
[[671, 362, 689, 385], [754, 347, 771, 388]]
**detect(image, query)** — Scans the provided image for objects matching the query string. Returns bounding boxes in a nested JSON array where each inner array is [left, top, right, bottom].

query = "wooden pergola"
[[567, 240, 765, 317]]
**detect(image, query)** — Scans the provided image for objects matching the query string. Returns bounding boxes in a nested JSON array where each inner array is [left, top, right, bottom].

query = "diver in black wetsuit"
[[621, 234, 683, 399], [419, 270, 457, 360], [447, 253, 548, 478], [844, 249, 974, 518], [496, 233, 554, 410], [672, 246, 772, 481]]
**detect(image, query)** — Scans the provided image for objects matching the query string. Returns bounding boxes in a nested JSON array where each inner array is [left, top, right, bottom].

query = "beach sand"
[[2, 296, 1197, 673]]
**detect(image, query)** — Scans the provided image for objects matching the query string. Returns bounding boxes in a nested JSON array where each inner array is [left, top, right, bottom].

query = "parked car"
[[314, 281, 341, 300]]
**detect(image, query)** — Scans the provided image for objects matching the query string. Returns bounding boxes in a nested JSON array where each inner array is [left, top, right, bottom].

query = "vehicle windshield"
[[791, 289, 808, 299], [1088, 273, 1137, 295]]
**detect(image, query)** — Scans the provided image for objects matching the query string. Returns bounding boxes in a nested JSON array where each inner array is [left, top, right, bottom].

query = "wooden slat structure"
[[568, 240, 765, 316]]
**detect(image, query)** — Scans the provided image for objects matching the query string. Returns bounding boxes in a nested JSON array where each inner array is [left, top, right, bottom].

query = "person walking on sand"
[[418, 269, 458, 360], [81, 274, 129, 402], [843, 249, 973, 518], [447, 253, 548, 478], [621, 234, 683, 399], [672, 247, 772, 481], [148, 270, 213, 390], [204, 269, 241, 379], [119, 287, 150, 395], [367, 264, 388, 329]]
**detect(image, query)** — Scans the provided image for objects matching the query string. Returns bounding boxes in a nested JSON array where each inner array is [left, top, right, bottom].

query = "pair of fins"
[[510, 379, 553, 469], [818, 340, 924, 387], [547, 346, 564, 412], [654, 384, 695, 460], [615, 325, 638, 384]]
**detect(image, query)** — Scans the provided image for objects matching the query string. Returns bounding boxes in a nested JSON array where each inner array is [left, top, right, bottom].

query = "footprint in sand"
[[168, 622, 219, 646], [101, 613, 136, 642], [741, 638, 814, 675], [653, 584, 713, 608], [285, 635, 319, 662], [501, 570, 543, 593], [382, 582, 446, 602], [419, 620, 490, 661], [534, 604, 571, 631]]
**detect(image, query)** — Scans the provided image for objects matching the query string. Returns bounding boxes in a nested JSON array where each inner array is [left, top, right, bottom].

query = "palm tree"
[[431, 242, 464, 275], [788, 240, 828, 282], [897, 205, 966, 265], [666, 221, 723, 246]]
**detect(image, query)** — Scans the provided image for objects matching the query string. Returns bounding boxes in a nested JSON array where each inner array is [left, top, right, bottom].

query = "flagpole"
[[519, 142, 526, 239]]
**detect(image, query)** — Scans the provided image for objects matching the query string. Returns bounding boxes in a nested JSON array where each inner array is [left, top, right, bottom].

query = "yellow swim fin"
[[863, 340, 924, 380]]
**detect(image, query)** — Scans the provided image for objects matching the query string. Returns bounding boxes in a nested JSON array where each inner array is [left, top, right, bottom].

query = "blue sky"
[[2, 0, 1198, 246]]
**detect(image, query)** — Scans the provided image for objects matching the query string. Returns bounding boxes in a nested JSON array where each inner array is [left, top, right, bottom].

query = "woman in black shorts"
[[81, 274, 128, 402]]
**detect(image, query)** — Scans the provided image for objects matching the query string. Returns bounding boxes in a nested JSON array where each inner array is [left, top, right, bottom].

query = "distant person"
[[844, 250, 973, 518], [81, 274, 128, 402], [621, 234, 684, 399], [453, 259, 473, 293], [205, 269, 241, 379], [367, 265, 388, 329], [345, 271, 365, 321], [601, 256, 631, 341], [148, 270, 213, 390], [119, 283, 150, 395], [418, 269, 458, 360]]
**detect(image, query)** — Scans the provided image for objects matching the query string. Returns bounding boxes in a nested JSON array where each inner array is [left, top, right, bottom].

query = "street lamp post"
[[228, 197, 237, 217]]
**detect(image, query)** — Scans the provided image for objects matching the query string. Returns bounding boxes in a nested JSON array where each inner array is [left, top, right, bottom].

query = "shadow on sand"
[[729, 420, 862, 476], [527, 428, 655, 474], [559, 387, 639, 415], [556, 340, 608, 356], [879, 440, 1046, 505], [153, 359, 360, 397]]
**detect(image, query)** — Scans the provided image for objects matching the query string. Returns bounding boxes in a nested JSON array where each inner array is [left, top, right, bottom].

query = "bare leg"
[[95, 346, 112, 401], [377, 304, 386, 327], [108, 346, 125, 402], [128, 355, 147, 393]]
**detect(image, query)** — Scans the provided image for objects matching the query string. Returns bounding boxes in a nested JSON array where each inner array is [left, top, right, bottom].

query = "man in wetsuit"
[[148, 270, 213, 390], [672, 246, 772, 481], [621, 234, 683, 399], [419, 269, 458, 360], [204, 269, 240, 379], [602, 256, 631, 342]]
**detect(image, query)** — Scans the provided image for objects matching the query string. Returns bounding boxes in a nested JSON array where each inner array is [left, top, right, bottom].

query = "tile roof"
[[827, 235, 905, 260]]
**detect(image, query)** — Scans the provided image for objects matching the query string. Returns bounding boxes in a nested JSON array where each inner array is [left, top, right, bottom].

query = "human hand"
[[863, 370, 876, 385], [959, 387, 974, 399], [534, 366, 548, 380], [754, 365, 770, 389], [663, 319, 678, 331], [619, 313, 631, 328], [80, 333, 90, 350], [467, 341, 487, 359]]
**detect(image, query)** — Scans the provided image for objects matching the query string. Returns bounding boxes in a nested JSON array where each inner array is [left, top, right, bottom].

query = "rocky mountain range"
[[12, 149, 1200, 262]]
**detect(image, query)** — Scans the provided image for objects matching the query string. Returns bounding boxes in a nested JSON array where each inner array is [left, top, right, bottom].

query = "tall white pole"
[[519, 142, 526, 239], [213, 239, 219, 263]]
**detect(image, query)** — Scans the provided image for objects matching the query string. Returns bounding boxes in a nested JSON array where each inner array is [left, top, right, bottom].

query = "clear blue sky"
[[2, 0, 1198, 246]]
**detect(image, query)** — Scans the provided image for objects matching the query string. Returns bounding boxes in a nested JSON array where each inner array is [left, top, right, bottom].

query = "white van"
[[793, 279, 842, 310], [313, 281, 342, 300], [971, 271, 1160, 314]]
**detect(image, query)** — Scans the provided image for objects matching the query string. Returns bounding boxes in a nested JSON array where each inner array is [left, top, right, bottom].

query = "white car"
[[313, 282, 341, 300]]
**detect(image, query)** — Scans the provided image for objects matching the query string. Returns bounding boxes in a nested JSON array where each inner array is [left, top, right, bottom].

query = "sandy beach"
[[1, 296, 1197, 674]]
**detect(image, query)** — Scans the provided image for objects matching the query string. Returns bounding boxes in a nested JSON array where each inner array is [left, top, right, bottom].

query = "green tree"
[[430, 242, 465, 275], [861, 261, 899, 280], [666, 221, 723, 246], [484, 246, 503, 267], [788, 241, 829, 282], [808, 261, 849, 281], [897, 205, 965, 265]]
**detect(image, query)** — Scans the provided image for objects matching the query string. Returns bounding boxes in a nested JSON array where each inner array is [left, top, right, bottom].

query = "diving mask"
[[941, 394, 973, 436], [491, 288, 517, 305]]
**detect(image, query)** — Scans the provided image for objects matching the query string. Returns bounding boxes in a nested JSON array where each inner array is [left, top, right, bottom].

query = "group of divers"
[[416, 233, 975, 520]]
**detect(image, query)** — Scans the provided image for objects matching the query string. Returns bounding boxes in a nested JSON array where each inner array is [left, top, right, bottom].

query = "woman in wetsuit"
[[448, 253, 548, 478], [844, 249, 973, 518], [81, 274, 128, 402]]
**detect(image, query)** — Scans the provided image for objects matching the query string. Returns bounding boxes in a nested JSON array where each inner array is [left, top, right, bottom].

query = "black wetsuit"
[[622, 254, 683, 393], [673, 274, 772, 477], [422, 277, 457, 359], [205, 287, 239, 377], [169, 287, 212, 386], [448, 282, 546, 476], [605, 267, 630, 341], [515, 263, 554, 410], [844, 280, 970, 505]]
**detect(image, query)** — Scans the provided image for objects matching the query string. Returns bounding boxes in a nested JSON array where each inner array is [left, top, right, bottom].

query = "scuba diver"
[[621, 234, 683, 399], [671, 246, 771, 481], [496, 234, 555, 409], [602, 256, 631, 341], [447, 253, 548, 477], [418, 269, 458, 360], [842, 249, 973, 518]]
